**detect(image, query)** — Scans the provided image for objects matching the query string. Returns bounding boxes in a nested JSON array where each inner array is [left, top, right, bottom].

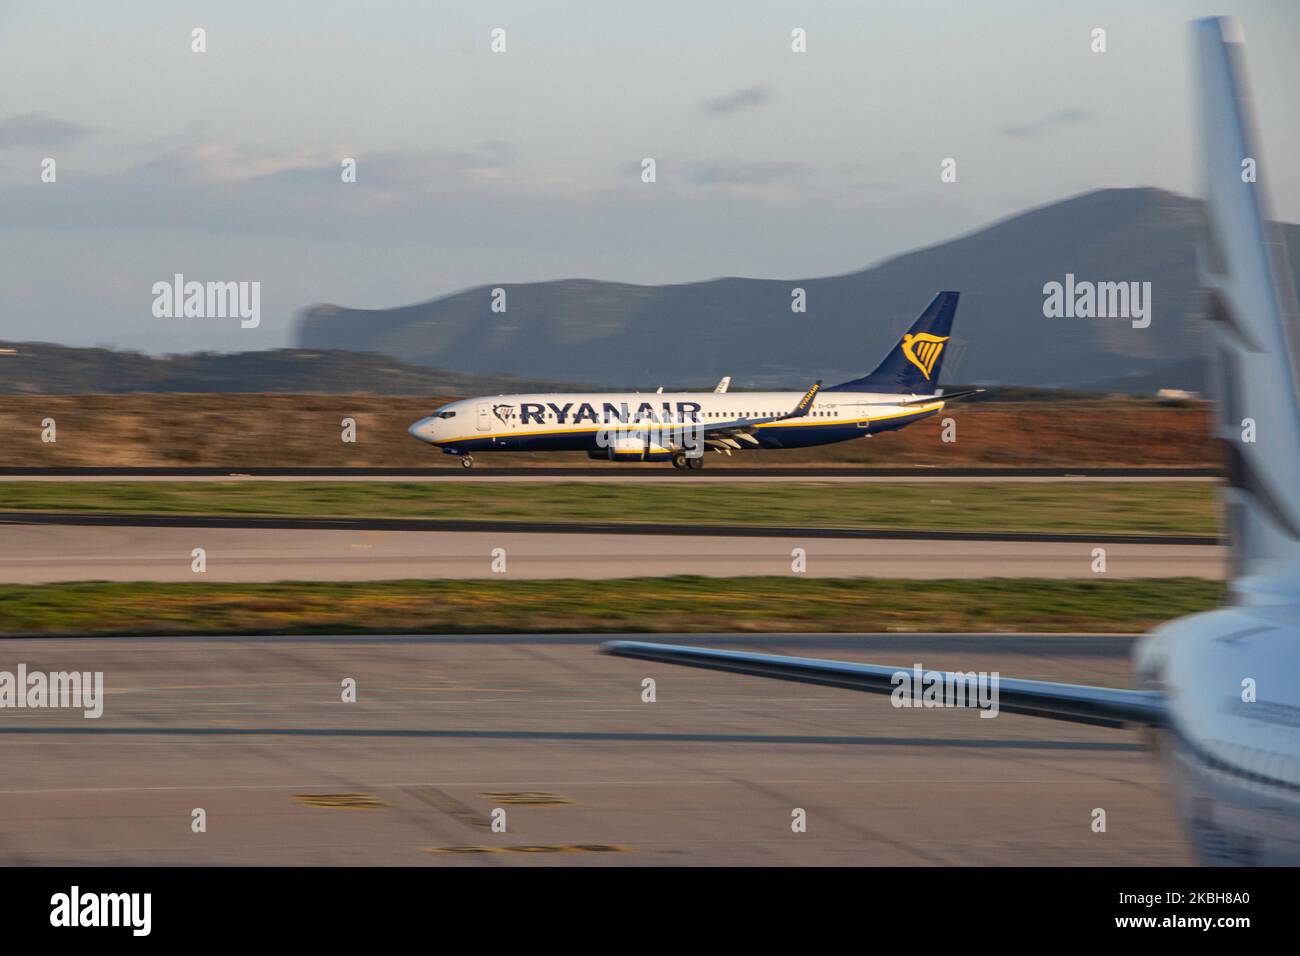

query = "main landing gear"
[[460, 456, 475, 470], [672, 453, 704, 470]]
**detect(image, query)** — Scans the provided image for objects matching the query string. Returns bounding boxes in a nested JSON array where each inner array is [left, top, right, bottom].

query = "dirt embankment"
[[0, 394, 1217, 468]]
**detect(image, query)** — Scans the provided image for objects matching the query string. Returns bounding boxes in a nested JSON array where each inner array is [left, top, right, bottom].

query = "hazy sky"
[[1, 0, 1297, 353]]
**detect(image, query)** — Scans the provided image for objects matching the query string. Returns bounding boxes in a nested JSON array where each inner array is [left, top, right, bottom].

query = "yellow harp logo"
[[901, 333, 949, 380]]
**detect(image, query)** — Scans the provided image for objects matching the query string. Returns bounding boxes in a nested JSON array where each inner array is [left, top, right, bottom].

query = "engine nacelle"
[[590, 426, 692, 462], [587, 448, 677, 462], [588, 433, 675, 462]]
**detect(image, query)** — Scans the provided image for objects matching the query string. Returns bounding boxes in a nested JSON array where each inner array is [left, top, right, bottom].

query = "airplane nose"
[[408, 417, 437, 443]]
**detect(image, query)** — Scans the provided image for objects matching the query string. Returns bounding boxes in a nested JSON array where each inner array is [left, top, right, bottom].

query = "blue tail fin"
[[826, 291, 960, 393]]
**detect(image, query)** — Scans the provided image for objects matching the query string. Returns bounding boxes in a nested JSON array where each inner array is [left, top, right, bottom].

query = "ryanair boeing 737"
[[408, 292, 975, 468]]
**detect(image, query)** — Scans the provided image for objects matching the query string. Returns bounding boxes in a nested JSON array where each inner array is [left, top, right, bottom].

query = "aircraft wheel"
[[461, 456, 475, 470], [672, 454, 687, 469], [685, 455, 703, 470]]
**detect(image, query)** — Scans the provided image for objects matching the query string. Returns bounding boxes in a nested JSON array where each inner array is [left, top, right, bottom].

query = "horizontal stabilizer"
[[898, 388, 984, 406]]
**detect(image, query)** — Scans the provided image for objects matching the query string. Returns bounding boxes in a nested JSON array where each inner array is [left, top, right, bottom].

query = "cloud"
[[85, 139, 517, 192], [0, 134, 540, 242], [999, 108, 1093, 139], [0, 112, 90, 149], [683, 158, 809, 186], [701, 86, 772, 116]]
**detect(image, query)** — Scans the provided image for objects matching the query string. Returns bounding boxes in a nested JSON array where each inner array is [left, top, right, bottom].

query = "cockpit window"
[[436, 411, 456, 419]]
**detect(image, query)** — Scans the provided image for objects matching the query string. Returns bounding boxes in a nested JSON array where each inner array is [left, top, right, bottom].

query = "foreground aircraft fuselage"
[[1136, 609, 1300, 864], [409, 290, 967, 468]]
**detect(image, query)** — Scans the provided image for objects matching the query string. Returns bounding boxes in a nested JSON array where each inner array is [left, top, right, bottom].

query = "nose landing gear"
[[460, 456, 475, 470]]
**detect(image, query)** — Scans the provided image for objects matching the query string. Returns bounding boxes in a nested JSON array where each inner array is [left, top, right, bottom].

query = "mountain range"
[[0, 344, 577, 395], [296, 187, 1300, 392]]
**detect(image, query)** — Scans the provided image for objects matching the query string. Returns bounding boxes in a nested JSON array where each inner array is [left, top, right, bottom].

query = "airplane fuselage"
[[408, 390, 945, 458], [1136, 605, 1300, 865]]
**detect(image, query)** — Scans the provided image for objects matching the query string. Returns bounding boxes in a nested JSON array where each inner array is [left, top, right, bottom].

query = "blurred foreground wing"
[[603, 641, 1165, 729], [1193, 16, 1300, 581]]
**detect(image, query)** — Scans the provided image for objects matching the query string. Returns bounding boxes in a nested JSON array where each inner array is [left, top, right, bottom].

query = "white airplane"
[[408, 292, 976, 469], [605, 17, 1300, 865]]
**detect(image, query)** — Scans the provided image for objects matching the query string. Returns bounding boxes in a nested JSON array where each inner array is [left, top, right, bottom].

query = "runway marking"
[[403, 787, 490, 830], [480, 791, 574, 806], [0, 467, 1220, 481], [294, 793, 386, 810], [0, 775, 1152, 798], [424, 844, 628, 855], [0, 725, 1143, 750], [104, 681, 332, 694], [0, 510, 1219, 546]]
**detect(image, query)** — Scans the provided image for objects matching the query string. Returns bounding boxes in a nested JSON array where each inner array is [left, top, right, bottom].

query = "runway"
[[0, 466, 1218, 484], [0, 632, 1191, 865], [0, 510, 1219, 546], [0, 523, 1225, 582]]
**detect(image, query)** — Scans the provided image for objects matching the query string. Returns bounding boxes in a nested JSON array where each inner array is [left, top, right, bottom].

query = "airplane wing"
[[714, 376, 731, 394], [691, 381, 821, 453], [602, 640, 1166, 729]]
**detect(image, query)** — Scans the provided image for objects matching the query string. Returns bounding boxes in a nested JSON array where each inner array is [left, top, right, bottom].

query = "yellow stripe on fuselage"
[[433, 402, 944, 446]]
